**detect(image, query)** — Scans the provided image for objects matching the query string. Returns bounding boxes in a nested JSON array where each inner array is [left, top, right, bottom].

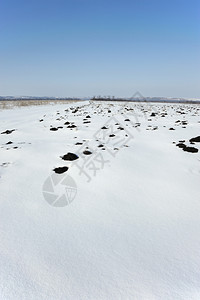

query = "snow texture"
[[0, 101, 200, 299]]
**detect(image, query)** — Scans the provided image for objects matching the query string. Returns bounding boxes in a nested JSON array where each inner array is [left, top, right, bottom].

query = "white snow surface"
[[0, 101, 200, 300]]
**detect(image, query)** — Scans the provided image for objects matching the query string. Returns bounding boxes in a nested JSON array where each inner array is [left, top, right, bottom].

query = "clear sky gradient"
[[0, 0, 199, 98]]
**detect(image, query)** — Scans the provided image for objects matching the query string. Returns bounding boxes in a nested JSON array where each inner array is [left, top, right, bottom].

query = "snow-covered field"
[[0, 100, 200, 300]]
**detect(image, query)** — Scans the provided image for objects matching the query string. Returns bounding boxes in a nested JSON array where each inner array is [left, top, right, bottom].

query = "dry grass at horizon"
[[0, 99, 81, 110]]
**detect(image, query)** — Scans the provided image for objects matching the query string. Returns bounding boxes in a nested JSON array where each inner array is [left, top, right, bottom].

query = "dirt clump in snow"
[[83, 150, 92, 155], [1, 129, 15, 134], [182, 146, 198, 153], [53, 167, 69, 174], [61, 153, 79, 161], [189, 136, 200, 143]]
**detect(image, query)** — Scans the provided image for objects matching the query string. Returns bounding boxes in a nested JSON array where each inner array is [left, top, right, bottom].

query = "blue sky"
[[0, 0, 199, 98]]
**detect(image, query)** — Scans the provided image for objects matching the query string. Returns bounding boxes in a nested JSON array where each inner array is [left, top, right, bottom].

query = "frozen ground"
[[0, 100, 200, 300]]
